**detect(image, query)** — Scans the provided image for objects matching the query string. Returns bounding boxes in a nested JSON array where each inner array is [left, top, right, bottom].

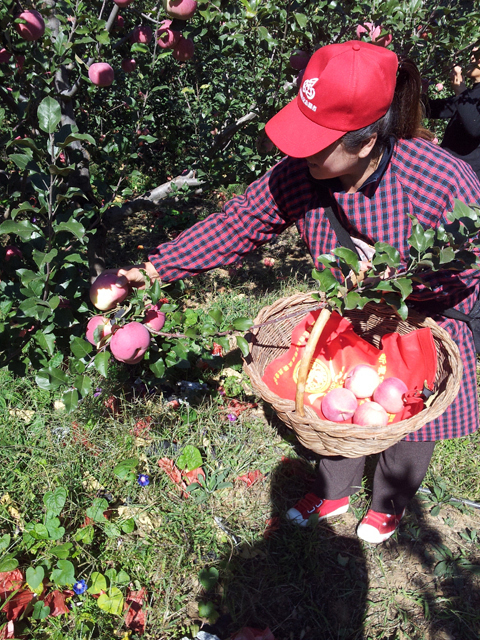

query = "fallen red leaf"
[[130, 416, 152, 437], [237, 470, 264, 487], [44, 590, 70, 617], [124, 588, 147, 635], [223, 398, 257, 418], [263, 517, 281, 539], [0, 571, 24, 601], [0, 620, 15, 639], [2, 588, 35, 620], [212, 342, 223, 356], [182, 467, 206, 484], [157, 458, 188, 496], [104, 395, 119, 415], [230, 627, 275, 640]]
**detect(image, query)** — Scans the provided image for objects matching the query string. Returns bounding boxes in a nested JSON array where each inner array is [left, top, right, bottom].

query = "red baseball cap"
[[266, 40, 398, 158]]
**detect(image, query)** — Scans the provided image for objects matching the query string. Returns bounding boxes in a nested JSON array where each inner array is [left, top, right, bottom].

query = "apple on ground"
[[321, 388, 358, 422], [344, 364, 380, 399], [172, 36, 194, 61], [164, 0, 197, 20], [373, 377, 408, 414], [143, 304, 166, 332], [88, 62, 115, 87], [86, 316, 112, 345], [15, 10, 45, 41], [131, 25, 153, 44], [90, 272, 130, 311], [110, 322, 151, 364], [353, 401, 388, 426], [122, 58, 137, 73]]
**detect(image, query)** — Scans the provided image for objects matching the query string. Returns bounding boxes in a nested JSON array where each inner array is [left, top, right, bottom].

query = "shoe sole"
[[287, 503, 349, 527]]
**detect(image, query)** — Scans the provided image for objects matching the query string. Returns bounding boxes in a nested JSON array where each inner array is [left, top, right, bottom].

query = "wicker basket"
[[243, 293, 463, 458]]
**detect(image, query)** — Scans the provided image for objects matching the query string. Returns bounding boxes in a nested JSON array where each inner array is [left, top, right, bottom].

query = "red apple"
[[256, 134, 274, 154], [373, 377, 408, 414], [5, 246, 23, 261], [88, 62, 114, 87], [114, 0, 134, 7], [164, 0, 197, 20], [89, 272, 130, 311], [172, 36, 194, 61], [114, 15, 125, 30], [131, 25, 153, 44], [344, 364, 380, 399], [321, 388, 358, 422], [110, 321, 151, 363], [156, 19, 181, 49], [86, 316, 112, 345], [15, 10, 45, 42], [0, 49, 11, 64], [15, 55, 25, 72], [121, 58, 136, 72], [143, 304, 166, 332], [289, 49, 310, 71], [353, 401, 389, 426]]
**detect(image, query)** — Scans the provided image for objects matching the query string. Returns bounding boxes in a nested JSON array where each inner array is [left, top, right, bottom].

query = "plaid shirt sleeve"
[[148, 157, 314, 281]]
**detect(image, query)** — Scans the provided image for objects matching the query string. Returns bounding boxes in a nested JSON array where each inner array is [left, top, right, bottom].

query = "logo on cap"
[[300, 78, 318, 112]]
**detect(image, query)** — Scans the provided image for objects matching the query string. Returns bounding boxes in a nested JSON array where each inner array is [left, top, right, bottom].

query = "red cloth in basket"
[[262, 310, 437, 423]]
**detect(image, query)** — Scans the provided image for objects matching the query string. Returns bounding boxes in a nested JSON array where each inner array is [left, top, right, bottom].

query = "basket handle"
[[295, 307, 331, 417]]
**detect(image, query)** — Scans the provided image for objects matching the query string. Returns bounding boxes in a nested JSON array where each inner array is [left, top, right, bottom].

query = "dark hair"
[[342, 57, 434, 156]]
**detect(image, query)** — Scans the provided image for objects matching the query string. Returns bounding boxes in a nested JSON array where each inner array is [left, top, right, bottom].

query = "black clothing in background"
[[427, 82, 480, 179]]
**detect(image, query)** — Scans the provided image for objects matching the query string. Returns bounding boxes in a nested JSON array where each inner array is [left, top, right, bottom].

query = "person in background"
[[110, 41, 480, 544], [427, 47, 480, 180]]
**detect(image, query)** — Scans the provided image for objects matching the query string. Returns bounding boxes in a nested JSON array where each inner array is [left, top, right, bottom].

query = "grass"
[[1, 225, 480, 639]]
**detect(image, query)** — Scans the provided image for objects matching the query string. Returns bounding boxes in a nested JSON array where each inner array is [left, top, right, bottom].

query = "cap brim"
[[265, 97, 346, 158]]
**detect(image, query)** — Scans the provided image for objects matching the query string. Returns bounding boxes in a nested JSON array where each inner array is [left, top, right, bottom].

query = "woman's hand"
[[102, 261, 161, 290], [450, 65, 466, 95]]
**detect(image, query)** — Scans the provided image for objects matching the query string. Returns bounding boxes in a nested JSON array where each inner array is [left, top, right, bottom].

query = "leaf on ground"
[[263, 517, 281, 539], [43, 589, 72, 616], [157, 458, 188, 496], [182, 467, 205, 484], [0, 570, 23, 600], [1, 588, 35, 621], [97, 587, 124, 615], [0, 620, 15, 638], [124, 588, 147, 635], [237, 470, 264, 487]]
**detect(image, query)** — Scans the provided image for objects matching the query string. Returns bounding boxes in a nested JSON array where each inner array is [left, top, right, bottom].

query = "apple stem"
[[295, 307, 331, 417]]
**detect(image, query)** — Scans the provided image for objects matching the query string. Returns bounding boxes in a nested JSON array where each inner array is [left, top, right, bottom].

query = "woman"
[[113, 41, 480, 544], [427, 47, 480, 180]]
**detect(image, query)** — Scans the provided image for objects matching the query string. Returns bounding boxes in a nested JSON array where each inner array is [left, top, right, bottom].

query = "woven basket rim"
[[243, 292, 463, 454]]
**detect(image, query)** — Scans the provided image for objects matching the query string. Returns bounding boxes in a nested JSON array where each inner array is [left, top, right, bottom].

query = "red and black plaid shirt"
[[149, 138, 480, 441]]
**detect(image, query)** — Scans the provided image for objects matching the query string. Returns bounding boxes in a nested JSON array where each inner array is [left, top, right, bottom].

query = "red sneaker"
[[356, 509, 404, 544], [286, 492, 349, 527]]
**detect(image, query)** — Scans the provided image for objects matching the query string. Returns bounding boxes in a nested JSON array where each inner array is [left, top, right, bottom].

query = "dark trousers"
[[311, 440, 436, 515]]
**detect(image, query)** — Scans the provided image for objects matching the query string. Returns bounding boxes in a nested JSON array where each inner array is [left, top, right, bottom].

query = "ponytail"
[[342, 56, 434, 155]]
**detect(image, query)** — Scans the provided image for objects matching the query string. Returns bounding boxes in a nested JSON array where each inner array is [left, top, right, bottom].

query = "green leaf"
[[97, 587, 124, 615], [121, 518, 135, 534], [26, 566, 45, 591], [70, 337, 93, 359], [86, 498, 109, 522], [0, 534, 10, 553], [0, 219, 38, 240], [32, 600, 51, 620], [88, 572, 107, 595], [51, 560, 75, 586], [178, 445, 202, 472], [392, 277, 413, 300], [333, 247, 360, 272], [198, 601, 219, 622], [312, 267, 339, 293], [103, 522, 122, 538], [62, 389, 79, 413], [344, 291, 368, 310], [439, 247, 456, 264], [208, 308, 223, 325], [0, 554, 19, 572], [236, 335, 250, 357], [199, 567, 219, 591], [317, 254, 338, 269], [50, 543, 73, 559], [55, 220, 86, 240], [94, 350, 110, 377], [35, 367, 69, 391], [74, 374, 93, 397], [61, 132, 97, 147], [294, 12, 308, 27], [37, 96, 62, 133], [9, 153, 32, 170], [74, 524, 94, 544], [43, 487, 67, 516], [149, 358, 165, 378], [232, 317, 253, 331], [373, 242, 401, 268], [45, 517, 66, 540], [96, 30, 110, 44], [35, 331, 56, 356], [113, 458, 138, 480], [116, 570, 130, 585]]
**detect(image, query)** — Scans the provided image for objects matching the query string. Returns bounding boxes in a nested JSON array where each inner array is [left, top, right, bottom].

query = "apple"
[[114, 15, 125, 30], [164, 0, 197, 20], [86, 316, 112, 345], [373, 377, 408, 414], [156, 19, 181, 49], [172, 36, 194, 61], [15, 10, 45, 41], [5, 246, 22, 261], [353, 401, 389, 426], [143, 304, 166, 331], [435, 83, 444, 92], [114, 0, 134, 7], [15, 55, 25, 72], [88, 62, 114, 87], [344, 364, 380, 399], [131, 25, 153, 44], [255, 134, 274, 154], [0, 49, 11, 64], [121, 58, 137, 73], [321, 388, 358, 422], [110, 321, 151, 364], [289, 49, 310, 71], [89, 272, 130, 311]]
